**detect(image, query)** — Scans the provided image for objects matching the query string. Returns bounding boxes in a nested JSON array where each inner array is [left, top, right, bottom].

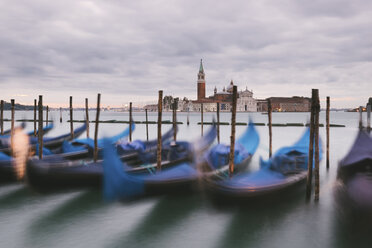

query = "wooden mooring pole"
[[201, 103, 204, 136], [157, 90, 163, 171], [94, 93, 101, 162], [217, 102, 220, 144], [38, 96, 43, 159], [10, 99, 15, 152], [172, 100, 177, 141], [69, 96, 74, 139], [326, 96, 330, 169], [129, 102, 132, 142], [85, 98, 89, 138], [268, 99, 272, 158], [59, 107, 62, 123], [145, 109, 149, 141], [187, 108, 190, 126], [34, 99, 37, 136], [314, 91, 320, 201], [46, 106, 49, 126], [306, 89, 317, 199], [229, 86, 238, 177], [359, 106, 363, 130], [0, 100, 3, 135], [367, 104, 371, 133]]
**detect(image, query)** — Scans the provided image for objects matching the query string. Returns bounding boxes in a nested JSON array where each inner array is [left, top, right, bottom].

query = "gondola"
[[200, 121, 260, 176], [1, 123, 53, 137], [0, 124, 86, 154], [103, 122, 259, 201], [336, 130, 372, 211], [25, 126, 176, 190], [204, 127, 321, 200], [25, 123, 54, 136], [2, 122, 26, 135], [35, 123, 136, 160], [0, 123, 54, 148], [0, 124, 86, 183]]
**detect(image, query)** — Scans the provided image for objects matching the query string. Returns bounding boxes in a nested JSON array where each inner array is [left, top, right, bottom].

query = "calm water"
[[0, 110, 371, 248]]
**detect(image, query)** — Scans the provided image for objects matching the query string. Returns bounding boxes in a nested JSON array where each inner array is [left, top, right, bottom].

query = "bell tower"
[[197, 59, 206, 101]]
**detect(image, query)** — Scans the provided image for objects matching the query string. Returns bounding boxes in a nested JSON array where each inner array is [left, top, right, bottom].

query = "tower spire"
[[199, 59, 204, 73], [197, 59, 206, 101]]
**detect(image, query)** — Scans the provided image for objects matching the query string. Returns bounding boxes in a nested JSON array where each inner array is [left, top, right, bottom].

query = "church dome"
[[226, 80, 234, 93]]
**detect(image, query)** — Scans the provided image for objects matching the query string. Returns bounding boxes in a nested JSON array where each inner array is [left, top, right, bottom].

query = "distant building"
[[257, 97, 311, 112], [143, 104, 158, 112], [191, 60, 257, 112], [237, 87, 257, 112]]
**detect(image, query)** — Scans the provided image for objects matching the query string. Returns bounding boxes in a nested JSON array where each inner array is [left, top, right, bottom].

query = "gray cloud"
[[0, 0, 371, 108]]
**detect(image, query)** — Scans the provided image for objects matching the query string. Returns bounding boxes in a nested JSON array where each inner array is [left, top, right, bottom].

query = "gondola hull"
[[336, 130, 372, 211], [26, 158, 103, 190], [204, 170, 307, 202], [0, 160, 17, 183]]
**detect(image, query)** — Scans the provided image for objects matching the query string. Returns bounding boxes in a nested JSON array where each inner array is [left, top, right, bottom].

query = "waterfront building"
[[256, 97, 311, 112]]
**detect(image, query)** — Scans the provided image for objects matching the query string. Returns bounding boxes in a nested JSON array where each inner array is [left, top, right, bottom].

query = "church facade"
[[190, 60, 257, 112]]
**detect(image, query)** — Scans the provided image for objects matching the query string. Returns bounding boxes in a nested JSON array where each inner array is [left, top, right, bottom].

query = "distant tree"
[[172, 97, 179, 110], [163, 95, 173, 110]]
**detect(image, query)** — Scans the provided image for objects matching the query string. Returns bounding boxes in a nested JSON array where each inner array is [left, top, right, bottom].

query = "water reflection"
[[28, 190, 103, 237], [215, 190, 305, 248], [108, 194, 203, 248], [332, 182, 372, 248], [0, 185, 34, 209]]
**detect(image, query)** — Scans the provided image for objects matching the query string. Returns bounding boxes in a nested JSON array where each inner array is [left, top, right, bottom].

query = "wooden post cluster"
[[94, 94, 101, 162], [85, 98, 89, 138], [129, 102, 132, 142], [201, 103, 204, 136], [229, 86, 238, 177], [172, 100, 177, 141], [70, 96, 74, 139], [268, 99, 272, 158], [34, 99, 37, 136], [306, 89, 320, 201], [145, 109, 149, 141], [217, 102, 220, 144], [326, 96, 330, 169], [10, 99, 15, 152], [359, 106, 363, 130], [38, 96, 43, 159], [0, 100, 3, 135], [367, 104, 371, 133], [157, 90, 163, 171]]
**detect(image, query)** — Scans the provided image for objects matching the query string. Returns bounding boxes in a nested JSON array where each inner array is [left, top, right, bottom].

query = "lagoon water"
[[0, 110, 371, 248]]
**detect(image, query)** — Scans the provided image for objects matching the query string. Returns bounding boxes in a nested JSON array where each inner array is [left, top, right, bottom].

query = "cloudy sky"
[[1, 0, 371, 108]]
